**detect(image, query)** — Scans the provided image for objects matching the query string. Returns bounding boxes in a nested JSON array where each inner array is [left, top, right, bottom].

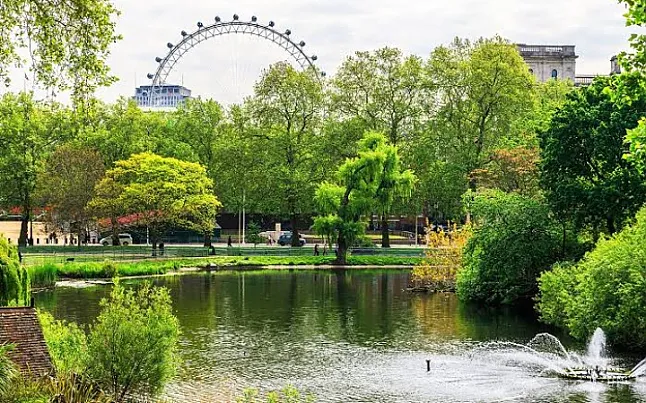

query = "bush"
[[537, 206, 646, 349], [38, 311, 88, 375], [87, 281, 180, 402], [0, 236, 30, 306], [456, 190, 562, 304]]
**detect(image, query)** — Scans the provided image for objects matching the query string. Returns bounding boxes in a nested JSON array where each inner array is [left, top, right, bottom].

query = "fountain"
[[463, 328, 644, 383]]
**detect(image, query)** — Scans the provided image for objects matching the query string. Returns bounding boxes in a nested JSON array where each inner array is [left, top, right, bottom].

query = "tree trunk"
[[335, 233, 348, 265], [111, 216, 120, 246], [607, 217, 616, 235], [290, 215, 301, 247], [151, 238, 157, 257], [203, 232, 212, 248], [18, 213, 29, 247], [381, 215, 390, 248]]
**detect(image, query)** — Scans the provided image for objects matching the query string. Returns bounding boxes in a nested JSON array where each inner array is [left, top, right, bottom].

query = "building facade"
[[517, 44, 619, 86], [517, 44, 578, 82], [133, 84, 192, 108]]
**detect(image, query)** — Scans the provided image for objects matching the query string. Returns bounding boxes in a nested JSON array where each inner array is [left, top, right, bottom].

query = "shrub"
[[456, 190, 562, 304], [537, 206, 646, 349], [0, 236, 30, 306], [87, 281, 180, 402], [411, 223, 471, 292], [38, 311, 88, 375]]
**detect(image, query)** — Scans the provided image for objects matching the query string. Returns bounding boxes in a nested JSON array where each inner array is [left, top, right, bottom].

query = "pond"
[[35, 270, 646, 402]]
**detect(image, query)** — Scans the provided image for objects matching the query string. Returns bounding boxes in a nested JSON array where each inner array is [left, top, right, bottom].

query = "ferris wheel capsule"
[[215, 16, 221, 22], [167, 42, 174, 48], [312, 55, 318, 61], [285, 29, 291, 36], [251, 16, 257, 22], [155, 57, 162, 63], [181, 30, 187, 36], [268, 21, 275, 27], [233, 14, 239, 21], [197, 22, 203, 28], [299, 41, 306, 47], [147, 73, 154, 79]]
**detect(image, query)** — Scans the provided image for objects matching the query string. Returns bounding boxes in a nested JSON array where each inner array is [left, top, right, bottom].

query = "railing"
[[575, 75, 598, 86]]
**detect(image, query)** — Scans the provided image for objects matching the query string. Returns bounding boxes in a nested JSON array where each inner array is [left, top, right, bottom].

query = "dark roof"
[[0, 307, 53, 377]]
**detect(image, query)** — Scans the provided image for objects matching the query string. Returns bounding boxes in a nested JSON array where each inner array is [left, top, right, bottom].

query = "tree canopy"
[[89, 153, 221, 248]]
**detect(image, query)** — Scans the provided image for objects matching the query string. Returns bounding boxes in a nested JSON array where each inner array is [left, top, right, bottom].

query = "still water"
[[35, 270, 646, 402]]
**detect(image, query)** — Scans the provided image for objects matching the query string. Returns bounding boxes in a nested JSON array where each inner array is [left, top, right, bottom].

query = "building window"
[[551, 69, 558, 79]]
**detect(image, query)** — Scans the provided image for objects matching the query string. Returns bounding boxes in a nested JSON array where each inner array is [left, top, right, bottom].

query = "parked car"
[[277, 232, 306, 246], [99, 233, 133, 246]]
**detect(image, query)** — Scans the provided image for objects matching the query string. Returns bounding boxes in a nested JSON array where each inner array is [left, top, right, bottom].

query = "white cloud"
[[6, 0, 635, 104]]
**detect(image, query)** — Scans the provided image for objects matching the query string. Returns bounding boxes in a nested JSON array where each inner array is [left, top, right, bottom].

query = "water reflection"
[[35, 270, 646, 402]]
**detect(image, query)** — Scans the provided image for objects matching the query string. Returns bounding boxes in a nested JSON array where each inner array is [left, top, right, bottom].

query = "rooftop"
[[517, 44, 578, 58], [0, 306, 53, 377]]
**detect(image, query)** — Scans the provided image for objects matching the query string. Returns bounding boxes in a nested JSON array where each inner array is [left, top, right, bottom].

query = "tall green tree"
[[88, 153, 221, 253], [37, 144, 105, 245], [247, 62, 324, 246], [0, 92, 68, 246], [331, 47, 425, 246], [540, 73, 646, 235], [313, 132, 414, 264], [0, 0, 120, 102], [427, 36, 535, 192]]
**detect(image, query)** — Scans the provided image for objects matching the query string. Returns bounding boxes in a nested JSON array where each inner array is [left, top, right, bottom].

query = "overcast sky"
[[9, 0, 638, 104]]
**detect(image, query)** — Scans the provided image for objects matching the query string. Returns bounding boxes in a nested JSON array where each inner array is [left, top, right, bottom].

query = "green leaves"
[[0, 0, 120, 103], [457, 190, 562, 304], [0, 235, 29, 307], [537, 206, 646, 348], [540, 73, 646, 235], [89, 152, 221, 238]]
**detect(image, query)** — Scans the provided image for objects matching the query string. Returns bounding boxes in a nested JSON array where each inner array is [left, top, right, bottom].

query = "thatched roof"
[[0, 307, 53, 377]]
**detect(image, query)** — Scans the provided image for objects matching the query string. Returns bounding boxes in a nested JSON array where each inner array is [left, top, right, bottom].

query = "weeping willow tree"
[[0, 236, 30, 306]]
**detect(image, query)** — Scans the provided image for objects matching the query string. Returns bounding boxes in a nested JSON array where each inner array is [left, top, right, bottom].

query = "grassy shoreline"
[[27, 255, 421, 288]]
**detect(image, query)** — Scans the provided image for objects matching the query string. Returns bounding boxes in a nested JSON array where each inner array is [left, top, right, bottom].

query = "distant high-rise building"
[[133, 84, 192, 108]]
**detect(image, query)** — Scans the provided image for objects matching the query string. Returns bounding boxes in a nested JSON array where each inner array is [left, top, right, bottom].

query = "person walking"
[[227, 236, 232, 247], [314, 244, 319, 256]]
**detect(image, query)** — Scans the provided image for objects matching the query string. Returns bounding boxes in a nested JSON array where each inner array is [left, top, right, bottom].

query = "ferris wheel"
[[145, 14, 323, 107]]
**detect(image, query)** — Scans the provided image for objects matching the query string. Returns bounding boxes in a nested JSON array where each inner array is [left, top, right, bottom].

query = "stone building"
[[517, 44, 620, 86], [517, 44, 578, 82]]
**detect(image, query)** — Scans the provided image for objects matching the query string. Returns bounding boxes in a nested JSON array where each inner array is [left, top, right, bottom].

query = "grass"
[[27, 255, 422, 282]]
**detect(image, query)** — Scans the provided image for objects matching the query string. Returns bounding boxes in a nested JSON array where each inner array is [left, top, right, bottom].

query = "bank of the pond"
[[27, 255, 421, 287]]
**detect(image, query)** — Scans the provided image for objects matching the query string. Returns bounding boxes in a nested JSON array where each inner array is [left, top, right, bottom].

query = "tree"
[[37, 144, 105, 246], [313, 132, 414, 264], [0, 92, 68, 246], [469, 146, 540, 197], [457, 190, 562, 304], [617, 0, 646, 71], [247, 62, 324, 246], [427, 36, 535, 192], [88, 153, 221, 253], [540, 73, 646, 236], [0, 0, 120, 102], [0, 235, 29, 307], [331, 47, 425, 246], [39, 311, 88, 375], [87, 282, 180, 402]]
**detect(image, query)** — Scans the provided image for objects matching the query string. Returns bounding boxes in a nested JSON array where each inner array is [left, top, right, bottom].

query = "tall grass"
[[28, 263, 58, 288], [26, 255, 420, 281]]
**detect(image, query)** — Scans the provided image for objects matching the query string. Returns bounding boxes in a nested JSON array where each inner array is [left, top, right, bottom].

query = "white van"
[[99, 233, 133, 246]]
